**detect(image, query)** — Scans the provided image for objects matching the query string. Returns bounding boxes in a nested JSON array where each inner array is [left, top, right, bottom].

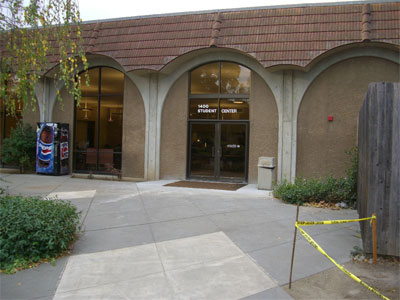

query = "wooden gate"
[[357, 82, 399, 257]]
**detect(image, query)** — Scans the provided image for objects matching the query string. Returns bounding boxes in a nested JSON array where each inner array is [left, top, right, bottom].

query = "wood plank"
[[357, 82, 399, 256]]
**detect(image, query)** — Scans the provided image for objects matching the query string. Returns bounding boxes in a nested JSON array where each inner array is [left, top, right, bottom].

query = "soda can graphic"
[[60, 142, 69, 160], [37, 124, 54, 172]]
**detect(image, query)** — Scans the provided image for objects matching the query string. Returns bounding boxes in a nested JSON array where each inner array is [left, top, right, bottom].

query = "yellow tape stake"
[[295, 223, 389, 300], [297, 215, 375, 226]]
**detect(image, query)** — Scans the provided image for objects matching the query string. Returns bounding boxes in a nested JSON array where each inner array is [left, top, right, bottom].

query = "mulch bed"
[[164, 181, 246, 191]]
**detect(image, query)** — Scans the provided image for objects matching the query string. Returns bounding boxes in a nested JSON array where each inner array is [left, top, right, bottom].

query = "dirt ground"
[[284, 258, 399, 300]]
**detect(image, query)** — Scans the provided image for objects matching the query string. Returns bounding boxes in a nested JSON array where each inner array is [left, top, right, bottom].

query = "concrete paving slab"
[[249, 239, 337, 285], [150, 215, 220, 242], [208, 209, 276, 231], [83, 208, 149, 231], [233, 196, 283, 210], [141, 192, 193, 209], [190, 197, 251, 214], [226, 219, 295, 253], [0, 257, 68, 300], [167, 255, 277, 300], [46, 190, 96, 200], [300, 206, 359, 220], [53, 282, 127, 300], [88, 196, 144, 216], [146, 203, 205, 223], [63, 197, 93, 222], [3, 174, 68, 194], [113, 272, 174, 299], [291, 207, 361, 238], [313, 227, 362, 263], [56, 244, 163, 294], [157, 232, 243, 271], [72, 224, 154, 255], [56, 231, 277, 300], [241, 286, 294, 300]]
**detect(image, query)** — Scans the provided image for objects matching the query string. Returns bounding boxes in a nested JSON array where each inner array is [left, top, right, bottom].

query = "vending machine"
[[36, 123, 69, 175]]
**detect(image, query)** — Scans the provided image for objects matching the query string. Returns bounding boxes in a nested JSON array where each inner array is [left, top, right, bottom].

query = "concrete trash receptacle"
[[257, 157, 276, 190]]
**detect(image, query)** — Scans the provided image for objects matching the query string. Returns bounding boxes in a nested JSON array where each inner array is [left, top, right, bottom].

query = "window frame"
[[188, 61, 250, 121], [73, 66, 124, 174]]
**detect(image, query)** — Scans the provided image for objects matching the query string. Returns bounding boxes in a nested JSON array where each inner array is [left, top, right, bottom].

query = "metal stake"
[[289, 204, 300, 289], [372, 213, 377, 264]]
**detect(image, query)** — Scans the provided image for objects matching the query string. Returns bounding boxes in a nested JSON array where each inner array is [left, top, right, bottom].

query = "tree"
[[1, 122, 36, 173], [0, 0, 88, 116]]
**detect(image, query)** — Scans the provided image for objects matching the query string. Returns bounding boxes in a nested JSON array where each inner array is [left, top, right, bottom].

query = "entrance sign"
[[221, 108, 238, 114], [197, 104, 217, 114], [189, 99, 248, 120]]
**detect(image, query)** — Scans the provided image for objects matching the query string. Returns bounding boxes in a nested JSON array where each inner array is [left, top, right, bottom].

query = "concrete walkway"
[[0, 174, 361, 300]]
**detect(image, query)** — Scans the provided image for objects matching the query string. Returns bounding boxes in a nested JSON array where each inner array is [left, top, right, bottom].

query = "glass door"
[[219, 123, 247, 180], [189, 123, 216, 178], [188, 122, 248, 181]]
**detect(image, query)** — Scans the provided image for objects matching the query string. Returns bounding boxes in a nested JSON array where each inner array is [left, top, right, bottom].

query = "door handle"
[[216, 147, 222, 158]]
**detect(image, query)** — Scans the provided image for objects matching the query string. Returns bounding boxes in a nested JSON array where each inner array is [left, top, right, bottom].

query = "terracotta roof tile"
[[74, 1, 400, 71]]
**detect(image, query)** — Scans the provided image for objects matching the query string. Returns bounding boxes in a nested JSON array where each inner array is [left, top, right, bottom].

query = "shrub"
[[273, 147, 358, 207], [344, 146, 358, 206], [0, 195, 81, 273], [1, 123, 36, 173]]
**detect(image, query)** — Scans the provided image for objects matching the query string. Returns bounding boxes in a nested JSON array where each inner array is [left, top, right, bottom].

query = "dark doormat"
[[164, 180, 246, 191]]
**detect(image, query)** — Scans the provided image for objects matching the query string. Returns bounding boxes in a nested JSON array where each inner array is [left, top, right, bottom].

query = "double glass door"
[[189, 122, 248, 182]]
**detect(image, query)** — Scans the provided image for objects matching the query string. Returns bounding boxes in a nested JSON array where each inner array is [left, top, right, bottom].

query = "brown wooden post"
[[289, 204, 300, 289], [372, 213, 377, 264]]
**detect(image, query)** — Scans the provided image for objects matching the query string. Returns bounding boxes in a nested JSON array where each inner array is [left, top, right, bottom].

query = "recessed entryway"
[[187, 62, 251, 182]]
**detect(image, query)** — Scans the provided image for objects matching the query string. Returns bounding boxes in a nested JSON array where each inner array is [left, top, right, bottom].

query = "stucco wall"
[[22, 102, 40, 129], [53, 89, 74, 125], [121, 77, 145, 179], [297, 56, 400, 179], [160, 73, 188, 179], [248, 72, 279, 183]]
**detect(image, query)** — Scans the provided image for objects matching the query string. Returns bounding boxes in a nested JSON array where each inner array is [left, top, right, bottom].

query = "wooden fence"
[[357, 82, 399, 257]]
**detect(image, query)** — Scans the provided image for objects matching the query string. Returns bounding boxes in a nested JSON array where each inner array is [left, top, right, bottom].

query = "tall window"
[[189, 62, 251, 120], [74, 67, 124, 173]]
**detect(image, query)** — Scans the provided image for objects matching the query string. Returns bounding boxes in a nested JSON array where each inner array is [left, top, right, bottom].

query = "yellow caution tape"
[[297, 215, 376, 226], [295, 221, 389, 300]]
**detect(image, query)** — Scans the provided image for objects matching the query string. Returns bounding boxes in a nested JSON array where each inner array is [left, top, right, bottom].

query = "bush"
[[0, 195, 81, 273], [344, 146, 358, 206], [273, 147, 358, 207], [1, 122, 36, 173]]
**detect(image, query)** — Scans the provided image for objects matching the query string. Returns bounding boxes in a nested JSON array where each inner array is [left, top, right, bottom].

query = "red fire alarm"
[[328, 115, 334, 121]]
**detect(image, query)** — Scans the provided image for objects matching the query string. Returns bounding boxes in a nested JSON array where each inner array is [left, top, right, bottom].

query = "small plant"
[[0, 195, 81, 274], [344, 146, 358, 207], [1, 122, 36, 173], [351, 246, 365, 258], [105, 163, 121, 180], [273, 147, 358, 207]]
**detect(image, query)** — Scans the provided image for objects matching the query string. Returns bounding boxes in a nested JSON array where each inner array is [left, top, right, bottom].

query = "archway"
[[297, 56, 399, 178]]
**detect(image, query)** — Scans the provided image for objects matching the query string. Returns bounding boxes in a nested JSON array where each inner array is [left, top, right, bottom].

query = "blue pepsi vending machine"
[[36, 123, 69, 175]]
